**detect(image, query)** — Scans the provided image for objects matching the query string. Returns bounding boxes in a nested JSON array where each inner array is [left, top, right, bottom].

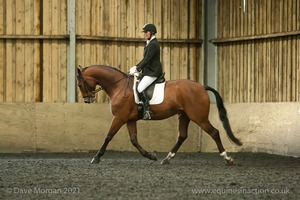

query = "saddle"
[[133, 73, 166, 105], [133, 73, 166, 120]]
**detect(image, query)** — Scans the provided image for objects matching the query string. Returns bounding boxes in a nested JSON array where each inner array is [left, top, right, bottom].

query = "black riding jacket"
[[136, 38, 163, 77]]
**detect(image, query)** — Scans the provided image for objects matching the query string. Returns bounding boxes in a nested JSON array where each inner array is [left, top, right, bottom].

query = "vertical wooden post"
[[67, 0, 76, 102], [203, 0, 217, 101]]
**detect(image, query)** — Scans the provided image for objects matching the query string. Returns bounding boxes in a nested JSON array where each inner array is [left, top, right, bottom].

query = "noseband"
[[80, 77, 97, 101]]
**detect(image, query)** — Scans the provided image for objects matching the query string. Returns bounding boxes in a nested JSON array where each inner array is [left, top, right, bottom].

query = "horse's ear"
[[77, 66, 82, 77]]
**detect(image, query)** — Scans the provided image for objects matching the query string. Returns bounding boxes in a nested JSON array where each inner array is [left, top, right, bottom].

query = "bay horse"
[[76, 65, 242, 165]]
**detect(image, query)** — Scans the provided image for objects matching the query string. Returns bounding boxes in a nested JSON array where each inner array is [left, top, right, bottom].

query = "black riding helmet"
[[141, 23, 157, 34]]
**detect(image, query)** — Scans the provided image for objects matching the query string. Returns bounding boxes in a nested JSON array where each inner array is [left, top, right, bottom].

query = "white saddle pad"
[[133, 76, 165, 105]]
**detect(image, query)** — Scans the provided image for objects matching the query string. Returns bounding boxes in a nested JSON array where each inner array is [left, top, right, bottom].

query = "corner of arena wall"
[[0, 102, 299, 157]]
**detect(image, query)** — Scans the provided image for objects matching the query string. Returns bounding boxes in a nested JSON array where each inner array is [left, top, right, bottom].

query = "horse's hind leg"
[[199, 120, 233, 165], [161, 112, 190, 165]]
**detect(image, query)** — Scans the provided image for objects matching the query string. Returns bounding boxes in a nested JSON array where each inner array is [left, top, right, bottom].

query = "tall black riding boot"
[[139, 91, 152, 120]]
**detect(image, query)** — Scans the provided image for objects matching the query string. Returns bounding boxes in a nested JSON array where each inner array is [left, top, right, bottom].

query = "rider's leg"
[[137, 76, 156, 120], [139, 90, 151, 119], [137, 76, 157, 92]]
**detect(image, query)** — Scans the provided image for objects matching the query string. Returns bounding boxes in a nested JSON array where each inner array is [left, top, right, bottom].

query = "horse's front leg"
[[91, 116, 125, 164], [126, 120, 157, 161]]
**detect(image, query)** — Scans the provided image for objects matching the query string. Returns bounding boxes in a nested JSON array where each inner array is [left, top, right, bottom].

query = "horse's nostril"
[[84, 99, 92, 104]]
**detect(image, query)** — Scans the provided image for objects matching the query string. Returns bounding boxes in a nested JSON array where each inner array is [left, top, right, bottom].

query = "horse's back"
[[162, 79, 210, 121], [165, 79, 207, 94], [165, 79, 210, 103]]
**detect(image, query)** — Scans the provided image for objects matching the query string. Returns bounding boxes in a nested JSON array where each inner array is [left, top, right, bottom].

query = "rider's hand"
[[129, 66, 137, 75]]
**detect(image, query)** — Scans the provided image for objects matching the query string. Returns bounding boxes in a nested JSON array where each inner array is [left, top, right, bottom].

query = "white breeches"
[[137, 76, 157, 93]]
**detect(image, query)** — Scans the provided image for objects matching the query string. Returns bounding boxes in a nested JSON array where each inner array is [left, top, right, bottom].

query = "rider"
[[129, 23, 163, 120]]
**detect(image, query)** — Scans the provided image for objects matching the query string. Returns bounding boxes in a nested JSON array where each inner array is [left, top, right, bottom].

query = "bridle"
[[79, 73, 130, 102]]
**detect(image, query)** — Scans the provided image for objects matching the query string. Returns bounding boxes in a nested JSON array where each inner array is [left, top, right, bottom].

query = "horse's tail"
[[205, 85, 242, 146]]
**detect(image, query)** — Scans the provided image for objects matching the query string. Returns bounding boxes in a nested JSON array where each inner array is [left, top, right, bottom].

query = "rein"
[[82, 73, 130, 96]]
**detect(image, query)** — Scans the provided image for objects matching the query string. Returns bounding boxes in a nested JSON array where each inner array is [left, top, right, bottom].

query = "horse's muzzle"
[[83, 96, 95, 104]]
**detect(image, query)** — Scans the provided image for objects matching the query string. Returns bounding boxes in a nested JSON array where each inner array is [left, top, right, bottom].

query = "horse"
[[76, 65, 242, 165]]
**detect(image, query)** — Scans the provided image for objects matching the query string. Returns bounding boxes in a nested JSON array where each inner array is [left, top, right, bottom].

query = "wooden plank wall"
[[0, 0, 41, 102], [42, 0, 67, 102], [2, 0, 299, 104], [0, 0, 202, 103], [214, 0, 300, 102], [75, 0, 202, 103], [0, 0, 68, 103]]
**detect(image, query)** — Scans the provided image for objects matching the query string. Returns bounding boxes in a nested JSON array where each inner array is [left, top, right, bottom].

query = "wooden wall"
[[0, 0, 202, 103], [42, 0, 68, 102], [213, 0, 300, 102], [3, 0, 298, 104], [0, 0, 68, 103], [0, 0, 41, 102]]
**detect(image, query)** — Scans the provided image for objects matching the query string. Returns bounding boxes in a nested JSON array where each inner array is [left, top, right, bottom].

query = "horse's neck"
[[91, 66, 122, 82], [95, 69, 111, 80], [89, 66, 126, 96]]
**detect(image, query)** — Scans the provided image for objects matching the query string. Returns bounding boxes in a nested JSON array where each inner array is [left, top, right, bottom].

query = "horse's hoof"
[[160, 158, 170, 165], [91, 157, 100, 164], [225, 158, 234, 166], [149, 153, 157, 161]]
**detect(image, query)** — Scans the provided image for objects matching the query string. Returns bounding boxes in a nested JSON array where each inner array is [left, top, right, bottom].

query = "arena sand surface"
[[0, 151, 299, 200]]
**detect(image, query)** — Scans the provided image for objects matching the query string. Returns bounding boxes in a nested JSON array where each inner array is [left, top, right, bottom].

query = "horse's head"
[[76, 66, 97, 103]]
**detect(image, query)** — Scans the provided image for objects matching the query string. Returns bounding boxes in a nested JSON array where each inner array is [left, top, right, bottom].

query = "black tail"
[[205, 86, 242, 146]]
